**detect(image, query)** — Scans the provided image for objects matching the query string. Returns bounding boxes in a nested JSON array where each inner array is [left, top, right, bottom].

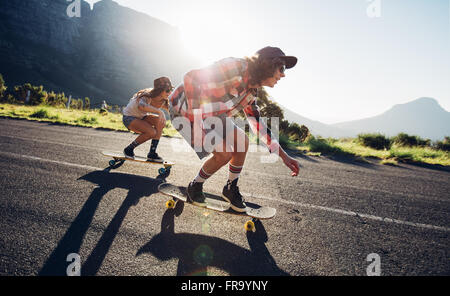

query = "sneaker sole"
[[221, 194, 247, 213]]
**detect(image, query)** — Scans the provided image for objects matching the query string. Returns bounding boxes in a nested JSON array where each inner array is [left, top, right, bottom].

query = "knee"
[[214, 152, 233, 165], [143, 128, 156, 139]]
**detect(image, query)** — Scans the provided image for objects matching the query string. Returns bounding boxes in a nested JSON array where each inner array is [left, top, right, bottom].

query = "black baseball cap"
[[256, 46, 298, 69]]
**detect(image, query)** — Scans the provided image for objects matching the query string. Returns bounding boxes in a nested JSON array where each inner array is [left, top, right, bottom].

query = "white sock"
[[193, 167, 212, 183]]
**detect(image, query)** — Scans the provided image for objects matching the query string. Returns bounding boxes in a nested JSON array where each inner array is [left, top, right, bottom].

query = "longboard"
[[102, 151, 174, 178], [158, 183, 276, 231]]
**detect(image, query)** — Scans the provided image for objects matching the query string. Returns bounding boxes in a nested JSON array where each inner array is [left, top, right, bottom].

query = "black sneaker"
[[187, 181, 207, 207], [123, 146, 135, 159], [222, 179, 247, 212], [147, 152, 164, 163]]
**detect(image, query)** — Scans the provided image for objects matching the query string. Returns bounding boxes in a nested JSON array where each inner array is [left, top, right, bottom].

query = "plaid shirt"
[[169, 57, 280, 153]]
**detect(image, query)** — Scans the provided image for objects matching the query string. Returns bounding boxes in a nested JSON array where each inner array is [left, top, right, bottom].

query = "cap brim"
[[281, 56, 298, 69]]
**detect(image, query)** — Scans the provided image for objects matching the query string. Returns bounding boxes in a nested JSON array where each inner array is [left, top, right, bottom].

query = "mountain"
[[332, 97, 450, 141], [0, 0, 199, 106], [280, 98, 450, 141], [280, 105, 351, 138]]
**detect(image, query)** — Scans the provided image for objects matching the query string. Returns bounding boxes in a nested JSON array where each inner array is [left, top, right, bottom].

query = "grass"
[[0, 103, 179, 137], [1, 103, 448, 167], [313, 137, 450, 166]]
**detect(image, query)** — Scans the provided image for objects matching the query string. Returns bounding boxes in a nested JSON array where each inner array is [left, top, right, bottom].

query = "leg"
[[229, 126, 249, 172], [143, 111, 165, 140], [222, 127, 249, 212], [128, 118, 158, 143], [143, 112, 166, 161], [124, 119, 157, 157]]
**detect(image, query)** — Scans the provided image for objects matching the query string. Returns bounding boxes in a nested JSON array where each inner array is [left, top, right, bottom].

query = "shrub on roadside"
[[393, 133, 430, 147], [14, 83, 47, 106], [434, 136, 450, 151], [305, 135, 340, 154], [357, 133, 391, 150], [77, 115, 98, 125], [30, 108, 50, 119]]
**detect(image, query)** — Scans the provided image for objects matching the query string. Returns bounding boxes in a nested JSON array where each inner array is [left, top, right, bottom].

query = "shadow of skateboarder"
[[39, 168, 162, 275], [137, 203, 289, 276]]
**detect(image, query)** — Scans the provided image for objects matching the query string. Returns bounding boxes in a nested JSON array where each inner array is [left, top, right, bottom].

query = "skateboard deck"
[[158, 183, 276, 231], [102, 151, 174, 178]]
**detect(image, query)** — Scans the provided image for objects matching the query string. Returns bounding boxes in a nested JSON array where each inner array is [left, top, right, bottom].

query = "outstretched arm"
[[244, 101, 299, 176]]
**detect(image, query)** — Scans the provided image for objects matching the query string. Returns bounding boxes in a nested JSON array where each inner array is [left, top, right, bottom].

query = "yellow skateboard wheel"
[[244, 220, 255, 232], [166, 200, 175, 209]]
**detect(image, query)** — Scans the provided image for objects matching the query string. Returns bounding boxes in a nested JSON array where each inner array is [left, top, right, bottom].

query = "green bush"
[[305, 136, 340, 154], [393, 133, 429, 147], [278, 133, 292, 149], [45, 91, 68, 108], [14, 83, 47, 106], [434, 136, 450, 151], [30, 108, 50, 119], [77, 115, 98, 124], [357, 133, 391, 150], [285, 123, 310, 143]]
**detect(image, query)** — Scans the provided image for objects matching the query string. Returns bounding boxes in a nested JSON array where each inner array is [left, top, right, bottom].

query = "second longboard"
[[102, 151, 174, 178]]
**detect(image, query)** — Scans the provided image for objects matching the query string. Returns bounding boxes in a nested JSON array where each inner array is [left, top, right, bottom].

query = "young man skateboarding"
[[168, 47, 300, 212], [122, 77, 173, 162]]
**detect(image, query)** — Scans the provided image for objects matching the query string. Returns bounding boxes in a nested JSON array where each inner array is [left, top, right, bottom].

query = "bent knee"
[[142, 128, 157, 138], [213, 151, 233, 165]]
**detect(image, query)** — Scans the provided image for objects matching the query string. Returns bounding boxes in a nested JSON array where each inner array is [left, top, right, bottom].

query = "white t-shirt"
[[122, 95, 150, 118]]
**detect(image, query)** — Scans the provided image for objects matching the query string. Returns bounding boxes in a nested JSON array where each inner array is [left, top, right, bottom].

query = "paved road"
[[0, 117, 449, 276]]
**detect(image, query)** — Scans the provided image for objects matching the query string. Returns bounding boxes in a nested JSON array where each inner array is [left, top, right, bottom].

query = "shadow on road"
[[136, 203, 290, 276], [39, 168, 162, 276]]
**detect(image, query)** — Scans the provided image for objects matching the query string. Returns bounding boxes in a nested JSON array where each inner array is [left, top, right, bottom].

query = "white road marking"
[[242, 192, 450, 232], [1, 151, 103, 172], [1, 151, 449, 233]]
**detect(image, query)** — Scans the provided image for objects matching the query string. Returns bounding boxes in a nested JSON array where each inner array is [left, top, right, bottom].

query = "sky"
[[85, 0, 450, 124]]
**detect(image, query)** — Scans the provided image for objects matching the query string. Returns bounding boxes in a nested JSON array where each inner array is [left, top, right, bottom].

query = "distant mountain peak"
[[331, 97, 450, 140], [389, 97, 447, 114], [397, 97, 439, 107]]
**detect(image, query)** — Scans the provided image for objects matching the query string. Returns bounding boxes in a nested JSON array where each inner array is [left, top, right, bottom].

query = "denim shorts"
[[122, 115, 142, 130], [169, 106, 238, 160]]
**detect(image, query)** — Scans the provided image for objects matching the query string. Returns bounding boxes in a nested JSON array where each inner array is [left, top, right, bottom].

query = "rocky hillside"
[[0, 0, 199, 106], [332, 97, 450, 141]]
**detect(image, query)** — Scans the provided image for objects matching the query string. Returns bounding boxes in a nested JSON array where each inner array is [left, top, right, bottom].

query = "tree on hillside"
[[287, 122, 310, 142], [280, 120, 290, 134], [14, 83, 47, 105]]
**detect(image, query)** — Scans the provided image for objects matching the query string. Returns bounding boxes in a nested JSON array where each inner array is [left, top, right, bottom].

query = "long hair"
[[134, 87, 166, 100], [245, 55, 285, 86]]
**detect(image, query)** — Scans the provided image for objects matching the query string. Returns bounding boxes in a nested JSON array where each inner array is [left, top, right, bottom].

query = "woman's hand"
[[282, 154, 300, 177]]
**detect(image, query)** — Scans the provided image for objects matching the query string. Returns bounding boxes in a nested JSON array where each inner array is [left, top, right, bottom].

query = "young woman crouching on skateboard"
[[122, 77, 174, 162], [168, 47, 300, 212]]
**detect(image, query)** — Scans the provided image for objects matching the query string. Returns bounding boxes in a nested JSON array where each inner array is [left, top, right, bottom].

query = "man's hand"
[[282, 155, 300, 177]]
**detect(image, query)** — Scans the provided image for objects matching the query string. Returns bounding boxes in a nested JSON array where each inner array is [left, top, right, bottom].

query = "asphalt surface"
[[0, 117, 449, 276]]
